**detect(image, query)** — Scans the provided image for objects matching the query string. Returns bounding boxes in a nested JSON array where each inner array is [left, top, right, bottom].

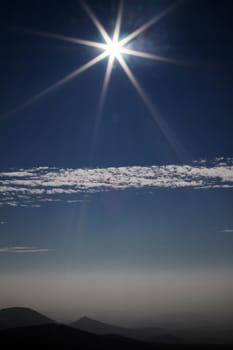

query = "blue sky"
[[0, 0, 233, 322]]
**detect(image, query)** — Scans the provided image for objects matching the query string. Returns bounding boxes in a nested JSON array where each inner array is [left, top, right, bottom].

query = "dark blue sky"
[[0, 0, 233, 322]]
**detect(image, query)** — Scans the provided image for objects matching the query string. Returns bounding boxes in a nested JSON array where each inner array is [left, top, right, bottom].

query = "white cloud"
[[0, 158, 233, 207], [0, 246, 53, 253], [221, 229, 233, 233]]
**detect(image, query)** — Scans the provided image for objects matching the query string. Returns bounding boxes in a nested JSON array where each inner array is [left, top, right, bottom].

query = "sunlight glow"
[[106, 40, 121, 58]]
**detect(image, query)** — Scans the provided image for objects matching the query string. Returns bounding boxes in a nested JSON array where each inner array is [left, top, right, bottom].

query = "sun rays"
[[3, 0, 186, 155], [80, 0, 185, 117]]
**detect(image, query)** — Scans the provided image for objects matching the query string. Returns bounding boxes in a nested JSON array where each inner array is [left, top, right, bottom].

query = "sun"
[[105, 40, 121, 58], [4, 0, 185, 154]]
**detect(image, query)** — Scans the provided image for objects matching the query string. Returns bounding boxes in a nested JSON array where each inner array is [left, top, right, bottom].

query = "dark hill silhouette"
[[0, 323, 160, 350], [71, 316, 178, 343], [0, 307, 54, 330], [0, 307, 232, 345]]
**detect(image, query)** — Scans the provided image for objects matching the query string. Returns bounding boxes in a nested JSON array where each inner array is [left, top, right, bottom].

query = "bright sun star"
[[5, 0, 186, 153], [106, 40, 121, 58]]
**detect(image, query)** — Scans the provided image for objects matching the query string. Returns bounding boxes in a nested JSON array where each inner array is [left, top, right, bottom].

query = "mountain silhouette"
[[71, 316, 177, 343], [0, 307, 232, 346], [0, 307, 54, 330], [0, 323, 161, 350]]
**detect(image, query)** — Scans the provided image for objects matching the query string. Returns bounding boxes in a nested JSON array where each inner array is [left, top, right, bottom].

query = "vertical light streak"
[[98, 55, 115, 115], [113, 0, 124, 43]]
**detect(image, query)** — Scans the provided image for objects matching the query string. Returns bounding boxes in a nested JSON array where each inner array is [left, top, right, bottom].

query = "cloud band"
[[0, 158, 233, 207], [0, 246, 52, 253]]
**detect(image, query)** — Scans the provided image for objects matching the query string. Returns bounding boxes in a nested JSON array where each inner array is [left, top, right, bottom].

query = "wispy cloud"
[[0, 246, 53, 253], [0, 158, 233, 207], [221, 229, 233, 233], [0, 221, 7, 225]]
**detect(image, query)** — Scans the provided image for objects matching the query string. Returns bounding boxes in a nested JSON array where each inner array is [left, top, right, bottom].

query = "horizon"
[[1, 303, 233, 329]]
